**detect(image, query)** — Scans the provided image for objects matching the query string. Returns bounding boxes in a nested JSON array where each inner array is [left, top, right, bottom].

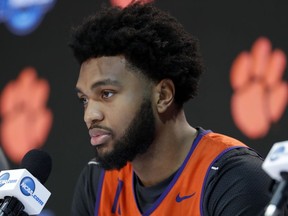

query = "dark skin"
[[76, 55, 197, 187]]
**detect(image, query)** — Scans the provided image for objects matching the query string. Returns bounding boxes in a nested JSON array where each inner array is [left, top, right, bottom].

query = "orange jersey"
[[95, 130, 247, 216]]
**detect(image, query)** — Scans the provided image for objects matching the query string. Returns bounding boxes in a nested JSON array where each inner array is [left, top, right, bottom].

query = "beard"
[[94, 98, 156, 170]]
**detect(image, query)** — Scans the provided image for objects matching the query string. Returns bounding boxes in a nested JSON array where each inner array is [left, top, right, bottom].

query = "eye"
[[79, 97, 88, 106], [102, 90, 115, 99]]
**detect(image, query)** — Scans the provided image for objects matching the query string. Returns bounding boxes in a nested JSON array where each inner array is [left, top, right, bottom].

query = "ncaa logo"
[[0, 0, 56, 35], [270, 145, 285, 161], [20, 177, 35, 196], [0, 173, 10, 187]]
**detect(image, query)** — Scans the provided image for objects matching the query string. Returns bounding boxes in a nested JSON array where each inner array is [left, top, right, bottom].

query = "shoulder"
[[71, 158, 104, 216], [84, 158, 103, 177], [77, 157, 104, 193], [207, 147, 270, 187], [202, 147, 274, 216]]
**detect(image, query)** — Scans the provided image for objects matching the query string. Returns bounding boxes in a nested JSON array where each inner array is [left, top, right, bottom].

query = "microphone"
[[262, 141, 288, 216], [0, 149, 52, 215]]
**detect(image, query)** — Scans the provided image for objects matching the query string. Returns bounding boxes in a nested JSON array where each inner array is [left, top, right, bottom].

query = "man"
[[69, 3, 276, 216]]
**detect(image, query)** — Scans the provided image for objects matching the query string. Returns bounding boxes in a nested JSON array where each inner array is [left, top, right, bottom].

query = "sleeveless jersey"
[[94, 129, 247, 216]]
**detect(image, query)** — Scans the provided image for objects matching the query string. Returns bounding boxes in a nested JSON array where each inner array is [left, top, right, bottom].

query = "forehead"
[[79, 56, 127, 79], [76, 56, 149, 91]]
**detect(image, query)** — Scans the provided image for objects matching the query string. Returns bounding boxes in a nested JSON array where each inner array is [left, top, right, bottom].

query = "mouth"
[[89, 128, 111, 146]]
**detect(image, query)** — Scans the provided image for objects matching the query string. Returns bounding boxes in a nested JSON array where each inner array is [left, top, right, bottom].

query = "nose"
[[84, 100, 104, 127]]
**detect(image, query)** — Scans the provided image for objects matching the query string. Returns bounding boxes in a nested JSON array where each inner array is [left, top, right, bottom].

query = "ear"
[[154, 79, 175, 113]]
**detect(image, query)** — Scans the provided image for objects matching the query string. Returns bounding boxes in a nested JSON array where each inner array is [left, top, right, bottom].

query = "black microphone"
[[20, 149, 52, 185], [0, 149, 52, 216]]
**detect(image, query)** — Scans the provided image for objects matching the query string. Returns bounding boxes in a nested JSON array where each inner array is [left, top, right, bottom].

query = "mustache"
[[89, 124, 114, 134]]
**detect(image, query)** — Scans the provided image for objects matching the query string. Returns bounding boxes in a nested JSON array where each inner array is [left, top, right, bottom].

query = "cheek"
[[105, 104, 130, 124], [108, 102, 138, 134], [106, 88, 145, 131]]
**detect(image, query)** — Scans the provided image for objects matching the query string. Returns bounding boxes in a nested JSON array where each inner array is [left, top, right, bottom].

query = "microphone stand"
[[265, 172, 288, 216], [0, 196, 28, 216]]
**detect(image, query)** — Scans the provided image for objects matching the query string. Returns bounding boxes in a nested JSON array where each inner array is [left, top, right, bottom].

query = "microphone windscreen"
[[20, 149, 52, 184]]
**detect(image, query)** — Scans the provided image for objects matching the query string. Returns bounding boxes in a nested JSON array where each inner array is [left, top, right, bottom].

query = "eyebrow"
[[75, 79, 121, 94]]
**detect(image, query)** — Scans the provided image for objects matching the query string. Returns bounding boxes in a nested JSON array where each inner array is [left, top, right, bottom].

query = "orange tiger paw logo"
[[230, 37, 288, 139], [110, 0, 153, 8], [0, 67, 53, 163]]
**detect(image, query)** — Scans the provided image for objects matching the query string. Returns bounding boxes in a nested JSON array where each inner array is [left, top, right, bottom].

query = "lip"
[[89, 128, 111, 146]]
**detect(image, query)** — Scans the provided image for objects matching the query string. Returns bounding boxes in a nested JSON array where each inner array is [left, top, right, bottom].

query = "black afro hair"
[[69, 3, 204, 106]]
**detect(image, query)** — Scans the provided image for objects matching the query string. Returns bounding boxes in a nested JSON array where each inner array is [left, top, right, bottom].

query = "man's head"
[[71, 3, 204, 170], [70, 3, 204, 107], [76, 56, 157, 170]]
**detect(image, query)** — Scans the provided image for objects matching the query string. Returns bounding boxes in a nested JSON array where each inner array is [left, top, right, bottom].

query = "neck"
[[131, 110, 197, 187]]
